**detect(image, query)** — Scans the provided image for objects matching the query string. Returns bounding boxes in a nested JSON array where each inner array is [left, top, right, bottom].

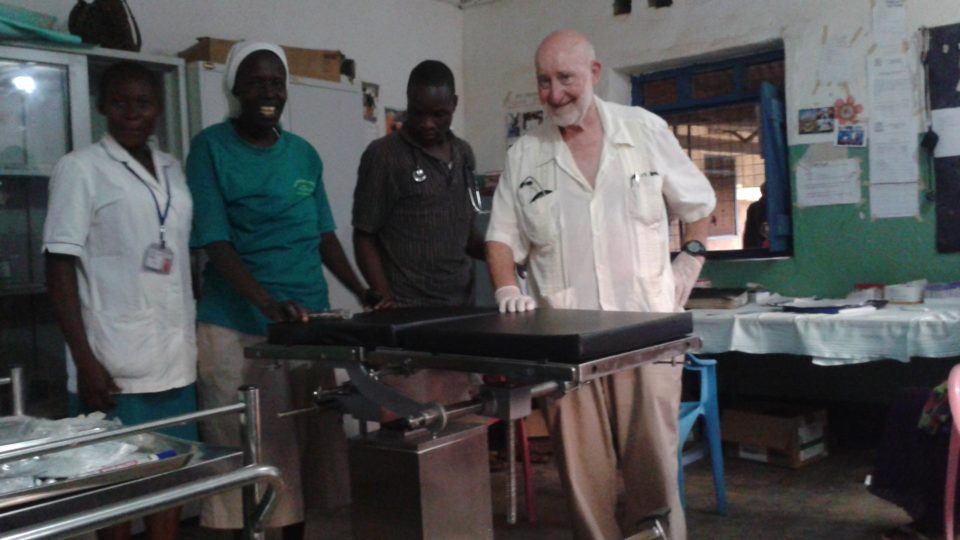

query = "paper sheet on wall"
[[796, 158, 862, 207], [869, 182, 918, 218], [872, 0, 907, 50], [868, 54, 915, 119], [504, 92, 543, 149], [817, 34, 856, 86], [869, 118, 919, 183], [932, 107, 960, 158]]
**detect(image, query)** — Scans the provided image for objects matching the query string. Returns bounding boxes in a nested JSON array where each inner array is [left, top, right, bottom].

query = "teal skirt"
[[68, 383, 199, 441]]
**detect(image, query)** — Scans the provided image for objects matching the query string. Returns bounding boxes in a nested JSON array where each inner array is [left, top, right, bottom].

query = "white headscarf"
[[224, 41, 289, 116]]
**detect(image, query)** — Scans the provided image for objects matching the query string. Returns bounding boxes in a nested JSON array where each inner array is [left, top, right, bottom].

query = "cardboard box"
[[721, 403, 828, 468], [178, 37, 344, 82], [524, 408, 550, 438]]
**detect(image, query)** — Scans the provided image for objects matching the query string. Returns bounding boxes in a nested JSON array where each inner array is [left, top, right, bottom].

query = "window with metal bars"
[[632, 50, 791, 258]]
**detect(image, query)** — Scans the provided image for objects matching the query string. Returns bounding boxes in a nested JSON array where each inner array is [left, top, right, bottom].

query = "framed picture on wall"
[[385, 107, 405, 135]]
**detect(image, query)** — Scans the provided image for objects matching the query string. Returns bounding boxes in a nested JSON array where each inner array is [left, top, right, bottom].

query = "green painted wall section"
[[700, 144, 960, 297]]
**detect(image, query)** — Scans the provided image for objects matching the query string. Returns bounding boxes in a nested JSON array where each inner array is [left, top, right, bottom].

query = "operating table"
[[246, 307, 701, 539]]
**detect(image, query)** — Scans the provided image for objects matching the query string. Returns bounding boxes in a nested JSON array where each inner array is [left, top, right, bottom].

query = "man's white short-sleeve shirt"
[[43, 135, 196, 393], [486, 97, 716, 313]]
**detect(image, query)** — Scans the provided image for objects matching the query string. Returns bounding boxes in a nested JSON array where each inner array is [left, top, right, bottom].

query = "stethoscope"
[[409, 148, 489, 214], [412, 166, 427, 183], [408, 144, 432, 184]]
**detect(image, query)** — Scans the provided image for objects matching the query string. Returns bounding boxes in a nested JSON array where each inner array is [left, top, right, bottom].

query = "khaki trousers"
[[196, 324, 350, 529], [548, 361, 685, 540]]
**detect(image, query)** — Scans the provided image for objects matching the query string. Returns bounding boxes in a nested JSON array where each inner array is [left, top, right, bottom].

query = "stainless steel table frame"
[[245, 335, 701, 539]]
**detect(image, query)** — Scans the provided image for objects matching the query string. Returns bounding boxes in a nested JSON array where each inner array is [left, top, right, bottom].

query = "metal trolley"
[[0, 373, 280, 540]]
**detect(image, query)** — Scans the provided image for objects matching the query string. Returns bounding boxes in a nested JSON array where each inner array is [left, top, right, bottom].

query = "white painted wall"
[[461, 0, 960, 172], [6, 0, 466, 134]]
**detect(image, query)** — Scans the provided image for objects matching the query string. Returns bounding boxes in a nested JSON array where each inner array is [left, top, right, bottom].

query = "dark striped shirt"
[[353, 130, 476, 306]]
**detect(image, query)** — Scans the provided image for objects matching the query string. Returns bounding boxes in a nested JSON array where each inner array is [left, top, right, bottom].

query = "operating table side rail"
[[246, 335, 700, 385], [371, 335, 701, 383], [573, 336, 702, 383]]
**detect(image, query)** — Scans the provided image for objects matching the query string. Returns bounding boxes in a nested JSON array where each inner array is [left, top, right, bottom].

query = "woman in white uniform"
[[43, 60, 195, 540]]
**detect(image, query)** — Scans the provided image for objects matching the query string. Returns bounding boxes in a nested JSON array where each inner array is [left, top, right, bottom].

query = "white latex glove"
[[671, 251, 704, 310], [494, 285, 537, 313]]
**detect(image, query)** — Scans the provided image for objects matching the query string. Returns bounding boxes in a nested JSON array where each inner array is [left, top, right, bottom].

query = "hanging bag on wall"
[[67, 0, 141, 52]]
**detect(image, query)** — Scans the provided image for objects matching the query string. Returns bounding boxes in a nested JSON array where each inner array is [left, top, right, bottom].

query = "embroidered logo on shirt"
[[293, 178, 315, 196]]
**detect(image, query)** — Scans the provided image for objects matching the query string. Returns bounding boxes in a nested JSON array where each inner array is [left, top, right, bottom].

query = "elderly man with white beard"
[[484, 30, 716, 540]]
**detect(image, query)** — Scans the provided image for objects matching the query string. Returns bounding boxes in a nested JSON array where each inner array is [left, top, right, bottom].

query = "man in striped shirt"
[[352, 60, 483, 405], [353, 60, 482, 309]]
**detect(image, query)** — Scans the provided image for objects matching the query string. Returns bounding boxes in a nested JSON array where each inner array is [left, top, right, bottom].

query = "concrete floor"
[[480, 444, 908, 540], [178, 441, 911, 539]]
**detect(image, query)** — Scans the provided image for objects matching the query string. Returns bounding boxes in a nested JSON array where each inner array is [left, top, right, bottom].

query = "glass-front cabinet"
[[0, 45, 187, 416]]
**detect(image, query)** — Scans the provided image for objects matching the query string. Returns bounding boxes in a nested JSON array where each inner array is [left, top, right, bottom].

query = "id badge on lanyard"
[[122, 160, 174, 274], [143, 242, 174, 274]]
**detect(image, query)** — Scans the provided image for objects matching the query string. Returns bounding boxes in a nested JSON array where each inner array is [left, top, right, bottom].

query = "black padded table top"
[[268, 307, 691, 363], [268, 306, 496, 348], [398, 309, 691, 362]]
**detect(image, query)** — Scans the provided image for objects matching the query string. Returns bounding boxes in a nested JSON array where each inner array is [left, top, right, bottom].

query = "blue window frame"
[[632, 50, 792, 257]]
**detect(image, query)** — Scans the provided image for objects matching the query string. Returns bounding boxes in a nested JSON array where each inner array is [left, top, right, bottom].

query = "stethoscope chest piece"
[[412, 168, 427, 183]]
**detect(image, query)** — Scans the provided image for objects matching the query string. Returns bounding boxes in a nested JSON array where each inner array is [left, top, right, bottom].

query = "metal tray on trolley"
[[0, 430, 197, 510]]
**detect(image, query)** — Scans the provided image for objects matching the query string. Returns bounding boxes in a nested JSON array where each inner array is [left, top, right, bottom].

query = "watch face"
[[684, 240, 706, 255]]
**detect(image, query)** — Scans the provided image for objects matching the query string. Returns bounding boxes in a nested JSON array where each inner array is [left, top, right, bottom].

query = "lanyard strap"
[[122, 161, 172, 247]]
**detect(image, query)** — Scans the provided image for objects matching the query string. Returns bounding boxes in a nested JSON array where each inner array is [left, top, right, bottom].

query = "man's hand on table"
[[495, 285, 537, 313]]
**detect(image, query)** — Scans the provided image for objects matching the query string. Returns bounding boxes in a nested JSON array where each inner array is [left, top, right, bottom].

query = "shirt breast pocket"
[[88, 197, 127, 257], [628, 173, 666, 226], [520, 193, 559, 247]]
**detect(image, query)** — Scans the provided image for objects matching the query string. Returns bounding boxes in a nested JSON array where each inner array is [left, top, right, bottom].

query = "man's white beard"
[[546, 86, 593, 127]]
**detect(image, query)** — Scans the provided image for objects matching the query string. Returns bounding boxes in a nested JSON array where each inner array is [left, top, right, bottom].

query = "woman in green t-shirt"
[[186, 41, 379, 539]]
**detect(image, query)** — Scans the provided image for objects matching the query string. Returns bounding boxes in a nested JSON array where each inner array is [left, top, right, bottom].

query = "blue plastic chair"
[[677, 353, 727, 515]]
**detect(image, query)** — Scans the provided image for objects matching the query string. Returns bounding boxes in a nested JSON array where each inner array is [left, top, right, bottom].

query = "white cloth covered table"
[[692, 298, 960, 365]]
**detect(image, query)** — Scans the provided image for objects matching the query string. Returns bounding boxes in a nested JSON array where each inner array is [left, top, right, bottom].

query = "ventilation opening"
[[614, 0, 631, 16]]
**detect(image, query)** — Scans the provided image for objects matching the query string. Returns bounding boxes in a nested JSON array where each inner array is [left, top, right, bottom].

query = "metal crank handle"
[[276, 406, 319, 419]]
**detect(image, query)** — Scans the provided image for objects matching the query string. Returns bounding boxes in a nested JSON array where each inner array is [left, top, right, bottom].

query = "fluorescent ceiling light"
[[12, 75, 36, 94]]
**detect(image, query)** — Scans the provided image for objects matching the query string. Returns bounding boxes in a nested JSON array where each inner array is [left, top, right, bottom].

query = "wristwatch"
[[681, 240, 707, 256]]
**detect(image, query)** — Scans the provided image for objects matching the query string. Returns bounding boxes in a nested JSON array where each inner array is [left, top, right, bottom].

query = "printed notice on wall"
[[796, 158, 861, 207], [817, 33, 856, 86], [872, 0, 907, 50], [870, 182, 918, 219], [868, 54, 915, 119], [505, 91, 543, 149], [869, 118, 919, 183]]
